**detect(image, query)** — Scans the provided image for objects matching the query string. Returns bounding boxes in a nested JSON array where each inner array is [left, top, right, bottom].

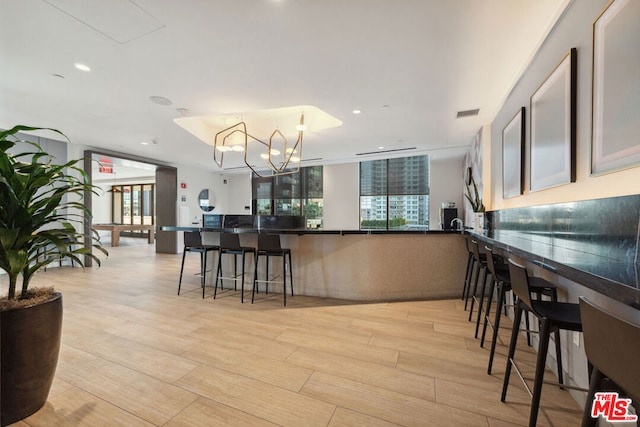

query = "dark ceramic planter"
[[1, 292, 63, 426]]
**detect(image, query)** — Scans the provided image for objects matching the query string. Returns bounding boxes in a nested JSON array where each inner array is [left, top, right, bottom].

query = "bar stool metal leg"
[[474, 268, 491, 337], [464, 257, 476, 311], [468, 263, 487, 322], [486, 280, 507, 374], [178, 249, 187, 295], [462, 250, 473, 300]]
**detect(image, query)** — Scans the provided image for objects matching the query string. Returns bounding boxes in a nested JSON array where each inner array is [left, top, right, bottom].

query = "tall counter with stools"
[[468, 194, 640, 426], [161, 213, 468, 302]]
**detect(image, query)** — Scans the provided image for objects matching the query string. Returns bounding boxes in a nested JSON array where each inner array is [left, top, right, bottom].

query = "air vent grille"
[[456, 109, 480, 118], [356, 147, 416, 156]]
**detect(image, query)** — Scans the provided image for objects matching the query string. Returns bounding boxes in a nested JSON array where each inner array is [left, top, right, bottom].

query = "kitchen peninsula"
[[161, 214, 468, 301]]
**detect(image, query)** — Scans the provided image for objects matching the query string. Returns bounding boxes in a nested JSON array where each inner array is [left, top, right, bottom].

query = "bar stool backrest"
[[184, 231, 203, 248], [508, 259, 534, 312], [470, 240, 482, 263], [484, 246, 498, 276], [465, 235, 474, 253], [220, 233, 242, 250], [258, 234, 282, 252], [579, 297, 640, 402]]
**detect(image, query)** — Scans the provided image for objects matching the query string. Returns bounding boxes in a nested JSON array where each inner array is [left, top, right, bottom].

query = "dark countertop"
[[160, 226, 462, 236], [469, 229, 640, 308]]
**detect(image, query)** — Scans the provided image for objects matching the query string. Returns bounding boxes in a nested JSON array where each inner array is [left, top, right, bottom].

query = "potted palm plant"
[[465, 176, 485, 232], [0, 125, 107, 425]]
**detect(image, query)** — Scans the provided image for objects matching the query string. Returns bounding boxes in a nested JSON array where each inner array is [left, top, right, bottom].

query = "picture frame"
[[591, 0, 640, 175], [530, 48, 576, 192], [502, 107, 525, 199]]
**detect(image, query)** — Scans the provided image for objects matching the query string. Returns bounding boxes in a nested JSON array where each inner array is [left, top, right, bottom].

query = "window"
[[111, 184, 156, 234], [360, 155, 429, 230], [252, 166, 323, 229]]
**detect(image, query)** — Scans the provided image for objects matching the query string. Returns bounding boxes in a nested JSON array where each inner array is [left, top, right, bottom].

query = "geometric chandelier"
[[212, 113, 304, 177], [174, 105, 342, 177]]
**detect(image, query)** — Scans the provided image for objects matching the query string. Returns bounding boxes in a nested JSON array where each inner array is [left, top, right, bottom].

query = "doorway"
[[83, 150, 178, 265]]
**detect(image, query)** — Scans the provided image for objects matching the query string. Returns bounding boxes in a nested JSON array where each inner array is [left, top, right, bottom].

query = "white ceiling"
[[0, 0, 568, 174]]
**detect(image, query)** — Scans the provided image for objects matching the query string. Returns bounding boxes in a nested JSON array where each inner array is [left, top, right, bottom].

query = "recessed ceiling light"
[[352, 109, 362, 114], [149, 96, 172, 106], [52, 73, 65, 79], [176, 108, 190, 116], [378, 146, 384, 150], [73, 62, 91, 72], [382, 105, 390, 108]]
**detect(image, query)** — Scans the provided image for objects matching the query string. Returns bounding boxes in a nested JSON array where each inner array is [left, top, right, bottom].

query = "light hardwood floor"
[[13, 238, 582, 426]]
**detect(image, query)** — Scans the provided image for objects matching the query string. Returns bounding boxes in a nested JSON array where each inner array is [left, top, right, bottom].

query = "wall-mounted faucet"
[[450, 218, 464, 232]]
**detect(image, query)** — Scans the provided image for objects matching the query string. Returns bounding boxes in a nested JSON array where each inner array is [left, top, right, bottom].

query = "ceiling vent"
[[356, 147, 416, 156], [456, 109, 480, 118]]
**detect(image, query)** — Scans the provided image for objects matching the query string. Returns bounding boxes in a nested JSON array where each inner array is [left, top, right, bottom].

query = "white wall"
[[176, 166, 227, 225], [323, 163, 360, 230], [224, 173, 253, 214], [92, 184, 112, 224], [429, 156, 465, 229]]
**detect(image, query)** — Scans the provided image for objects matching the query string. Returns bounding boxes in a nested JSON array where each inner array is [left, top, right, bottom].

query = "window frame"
[[359, 155, 429, 231]]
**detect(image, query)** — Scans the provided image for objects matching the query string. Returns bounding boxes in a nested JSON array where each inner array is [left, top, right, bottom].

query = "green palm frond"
[[0, 125, 108, 300]]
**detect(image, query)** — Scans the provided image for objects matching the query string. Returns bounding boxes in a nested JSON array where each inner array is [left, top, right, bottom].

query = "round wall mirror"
[[198, 189, 216, 212]]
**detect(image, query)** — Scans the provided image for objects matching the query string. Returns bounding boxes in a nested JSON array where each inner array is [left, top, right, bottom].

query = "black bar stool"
[[178, 231, 219, 298], [482, 246, 558, 374], [579, 297, 640, 427], [472, 244, 509, 338], [214, 233, 256, 303], [466, 239, 488, 320], [252, 234, 293, 306], [501, 259, 583, 427], [461, 235, 475, 302]]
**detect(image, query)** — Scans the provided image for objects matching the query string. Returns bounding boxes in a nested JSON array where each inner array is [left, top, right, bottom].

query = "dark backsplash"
[[488, 194, 640, 264]]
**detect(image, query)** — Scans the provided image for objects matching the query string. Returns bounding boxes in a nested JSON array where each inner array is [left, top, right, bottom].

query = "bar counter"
[[160, 226, 467, 301], [469, 229, 640, 309]]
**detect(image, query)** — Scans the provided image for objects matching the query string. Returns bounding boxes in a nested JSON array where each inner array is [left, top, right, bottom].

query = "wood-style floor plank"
[[175, 364, 336, 427], [10, 240, 581, 426], [301, 371, 489, 427], [164, 397, 279, 427]]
